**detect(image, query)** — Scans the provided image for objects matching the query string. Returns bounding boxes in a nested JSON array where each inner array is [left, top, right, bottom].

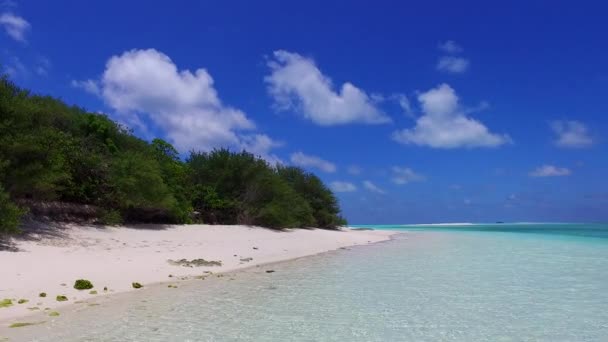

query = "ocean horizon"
[[7, 223, 608, 341]]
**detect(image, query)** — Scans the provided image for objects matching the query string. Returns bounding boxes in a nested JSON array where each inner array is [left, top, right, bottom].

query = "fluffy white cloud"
[[330, 181, 357, 192], [71, 79, 100, 96], [436, 41, 469, 74], [391, 167, 425, 185], [363, 180, 385, 194], [265, 50, 390, 126], [392, 84, 511, 148], [240, 134, 284, 165], [551, 120, 593, 148], [74, 49, 280, 161], [0, 12, 29, 42], [290, 152, 336, 173], [438, 40, 463, 54], [437, 56, 469, 74], [529, 165, 571, 177]]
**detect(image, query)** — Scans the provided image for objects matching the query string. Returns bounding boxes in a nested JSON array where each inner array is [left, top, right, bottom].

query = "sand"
[[0, 223, 394, 323]]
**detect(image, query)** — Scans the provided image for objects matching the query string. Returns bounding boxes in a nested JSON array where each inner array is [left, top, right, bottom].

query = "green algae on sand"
[[9, 321, 45, 328], [74, 279, 94, 290], [0, 299, 13, 308]]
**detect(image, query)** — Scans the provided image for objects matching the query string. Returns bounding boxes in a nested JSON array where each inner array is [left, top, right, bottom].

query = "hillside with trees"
[[0, 75, 346, 233]]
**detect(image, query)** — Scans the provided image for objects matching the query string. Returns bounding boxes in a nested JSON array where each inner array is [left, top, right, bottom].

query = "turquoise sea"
[[7, 223, 608, 341]]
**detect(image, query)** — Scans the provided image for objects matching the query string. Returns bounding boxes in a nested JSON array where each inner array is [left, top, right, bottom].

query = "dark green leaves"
[[0, 75, 345, 230]]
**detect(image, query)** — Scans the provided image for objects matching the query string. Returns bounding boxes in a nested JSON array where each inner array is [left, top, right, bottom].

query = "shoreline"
[[0, 223, 396, 327]]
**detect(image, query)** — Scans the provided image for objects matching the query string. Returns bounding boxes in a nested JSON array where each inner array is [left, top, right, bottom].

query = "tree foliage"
[[0, 75, 346, 230], [0, 183, 25, 233]]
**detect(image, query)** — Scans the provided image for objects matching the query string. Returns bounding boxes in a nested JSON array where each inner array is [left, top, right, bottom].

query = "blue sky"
[[2, 0, 607, 223]]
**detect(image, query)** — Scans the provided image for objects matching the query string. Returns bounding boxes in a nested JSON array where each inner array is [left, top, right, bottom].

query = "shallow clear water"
[[8, 224, 608, 341]]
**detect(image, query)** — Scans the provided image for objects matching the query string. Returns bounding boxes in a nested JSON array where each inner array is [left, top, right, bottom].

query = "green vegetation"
[[17, 299, 28, 304], [188, 151, 345, 228], [0, 75, 346, 231], [73, 279, 94, 290], [0, 299, 12, 308], [132, 282, 143, 289], [48, 311, 60, 317], [55, 295, 68, 302], [89, 290, 97, 295], [0, 184, 25, 233], [39, 292, 46, 297], [167, 258, 222, 267], [9, 321, 44, 328]]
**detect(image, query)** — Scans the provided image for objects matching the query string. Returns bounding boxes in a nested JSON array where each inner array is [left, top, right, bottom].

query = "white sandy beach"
[[0, 223, 394, 324]]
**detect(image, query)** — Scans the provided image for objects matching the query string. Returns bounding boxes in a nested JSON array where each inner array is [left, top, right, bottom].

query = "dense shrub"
[[0, 184, 25, 234], [0, 75, 347, 230]]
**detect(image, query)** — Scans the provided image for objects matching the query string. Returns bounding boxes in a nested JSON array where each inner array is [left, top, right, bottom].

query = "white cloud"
[[3, 55, 27, 78], [392, 93, 414, 117], [529, 165, 571, 177], [71, 79, 100, 96], [438, 40, 463, 54], [551, 120, 593, 148], [265, 50, 391, 126], [437, 56, 469, 74], [0, 12, 29, 42], [240, 134, 283, 165], [363, 180, 385, 194], [290, 152, 336, 173], [392, 84, 511, 148], [391, 166, 425, 185], [330, 181, 357, 192], [31, 56, 51, 76], [73, 49, 280, 160], [347, 165, 362, 175]]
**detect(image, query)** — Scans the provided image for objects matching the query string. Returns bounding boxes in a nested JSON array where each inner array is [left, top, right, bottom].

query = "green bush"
[[0, 184, 25, 234], [39, 292, 46, 297], [99, 210, 122, 226], [0, 75, 347, 229], [132, 282, 143, 289], [73, 279, 94, 290], [55, 295, 68, 302]]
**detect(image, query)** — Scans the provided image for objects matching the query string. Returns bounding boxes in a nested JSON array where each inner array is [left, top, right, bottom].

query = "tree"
[[0, 183, 25, 234], [0, 74, 346, 230], [277, 166, 347, 228]]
